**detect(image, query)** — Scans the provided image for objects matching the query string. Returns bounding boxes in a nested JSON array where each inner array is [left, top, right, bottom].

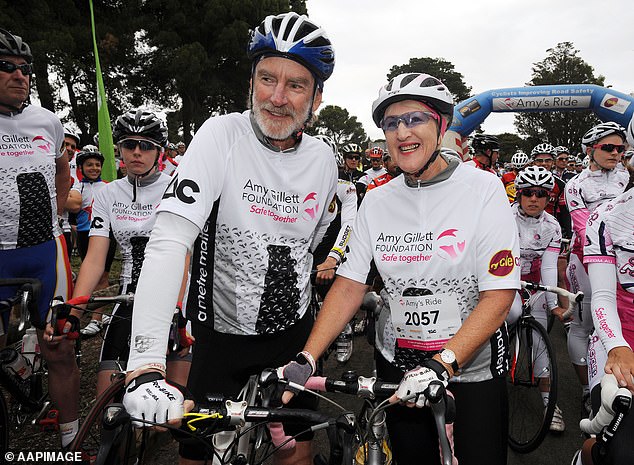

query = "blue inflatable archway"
[[442, 84, 634, 158]]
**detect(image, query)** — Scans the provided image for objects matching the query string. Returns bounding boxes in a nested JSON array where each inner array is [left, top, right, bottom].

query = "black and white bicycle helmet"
[[247, 12, 335, 87], [113, 109, 168, 147], [0, 28, 32, 63], [553, 146, 570, 156], [314, 134, 339, 158], [371, 73, 454, 128], [515, 166, 554, 191], [81, 144, 99, 152], [76, 150, 105, 166], [511, 151, 529, 169], [471, 134, 500, 153], [581, 121, 625, 153], [341, 143, 363, 155], [530, 143, 556, 158]]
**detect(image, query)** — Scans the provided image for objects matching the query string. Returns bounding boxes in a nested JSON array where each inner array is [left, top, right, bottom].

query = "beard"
[[252, 92, 312, 141]]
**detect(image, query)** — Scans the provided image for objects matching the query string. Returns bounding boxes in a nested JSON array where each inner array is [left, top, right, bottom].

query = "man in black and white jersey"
[[123, 12, 337, 465], [0, 29, 75, 448]]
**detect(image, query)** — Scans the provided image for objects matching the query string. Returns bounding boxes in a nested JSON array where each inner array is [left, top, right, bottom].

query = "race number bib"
[[389, 293, 462, 351]]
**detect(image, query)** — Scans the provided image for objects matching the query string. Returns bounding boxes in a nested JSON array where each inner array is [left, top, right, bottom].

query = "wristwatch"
[[439, 348, 459, 374]]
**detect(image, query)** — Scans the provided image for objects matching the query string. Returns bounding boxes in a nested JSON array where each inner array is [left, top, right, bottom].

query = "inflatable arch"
[[442, 84, 634, 159]]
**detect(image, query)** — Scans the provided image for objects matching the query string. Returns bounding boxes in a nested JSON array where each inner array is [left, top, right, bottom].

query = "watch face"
[[441, 350, 455, 363]]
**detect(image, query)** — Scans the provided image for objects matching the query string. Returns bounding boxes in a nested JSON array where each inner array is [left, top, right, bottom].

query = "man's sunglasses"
[[556, 157, 569, 161], [533, 158, 553, 164], [119, 139, 160, 151], [381, 111, 439, 132], [592, 143, 626, 154], [345, 155, 360, 160], [0, 60, 33, 76], [520, 188, 549, 198]]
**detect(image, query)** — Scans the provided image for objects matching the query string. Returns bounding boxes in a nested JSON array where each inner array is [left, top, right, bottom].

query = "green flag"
[[89, 0, 116, 181]]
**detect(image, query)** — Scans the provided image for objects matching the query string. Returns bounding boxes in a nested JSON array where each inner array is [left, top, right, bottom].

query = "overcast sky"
[[306, 0, 633, 141]]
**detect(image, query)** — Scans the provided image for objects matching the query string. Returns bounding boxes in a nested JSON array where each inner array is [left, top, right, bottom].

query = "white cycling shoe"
[[549, 405, 565, 432]]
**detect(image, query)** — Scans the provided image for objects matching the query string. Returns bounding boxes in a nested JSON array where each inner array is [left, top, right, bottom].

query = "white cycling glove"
[[123, 372, 184, 427], [394, 360, 449, 408]]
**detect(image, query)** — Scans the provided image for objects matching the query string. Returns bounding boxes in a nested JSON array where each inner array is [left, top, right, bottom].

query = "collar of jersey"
[[403, 153, 460, 189], [249, 110, 298, 154]]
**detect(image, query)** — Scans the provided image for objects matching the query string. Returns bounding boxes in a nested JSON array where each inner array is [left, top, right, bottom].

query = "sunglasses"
[[556, 157, 569, 161], [533, 158, 553, 164], [520, 188, 549, 198], [381, 111, 439, 132], [0, 59, 33, 76], [119, 139, 160, 151], [592, 143, 626, 154], [345, 155, 360, 160]]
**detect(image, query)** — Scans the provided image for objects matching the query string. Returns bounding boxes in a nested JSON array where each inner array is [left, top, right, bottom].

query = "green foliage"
[[308, 105, 368, 148], [2, 0, 306, 144], [496, 132, 529, 162], [514, 42, 603, 149], [387, 57, 472, 103]]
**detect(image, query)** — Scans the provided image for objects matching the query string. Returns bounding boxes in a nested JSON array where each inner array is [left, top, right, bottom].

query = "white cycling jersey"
[[90, 172, 171, 287], [70, 178, 106, 232], [358, 167, 387, 186], [338, 160, 520, 383], [566, 166, 629, 259], [157, 111, 337, 335], [513, 203, 561, 310], [584, 188, 634, 353], [0, 105, 64, 249]]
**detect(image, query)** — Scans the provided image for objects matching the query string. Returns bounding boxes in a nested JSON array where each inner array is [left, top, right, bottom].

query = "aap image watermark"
[[4, 450, 83, 462]]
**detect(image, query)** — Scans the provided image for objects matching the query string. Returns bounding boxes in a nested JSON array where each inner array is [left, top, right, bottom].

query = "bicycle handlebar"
[[0, 278, 42, 331], [579, 374, 632, 436], [521, 280, 583, 320]]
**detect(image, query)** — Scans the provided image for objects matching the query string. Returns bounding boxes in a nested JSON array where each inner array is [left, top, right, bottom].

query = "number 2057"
[[405, 310, 439, 326]]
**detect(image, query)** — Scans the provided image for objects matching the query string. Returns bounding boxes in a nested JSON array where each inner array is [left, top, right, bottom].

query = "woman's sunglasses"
[[119, 139, 160, 151], [520, 188, 549, 198]]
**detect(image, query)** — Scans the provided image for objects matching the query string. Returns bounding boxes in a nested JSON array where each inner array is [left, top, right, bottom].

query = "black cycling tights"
[[376, 352, 508, 465]]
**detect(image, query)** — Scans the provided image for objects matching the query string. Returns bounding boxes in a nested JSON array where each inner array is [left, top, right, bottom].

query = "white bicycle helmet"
[[81, 144, 99, 152], [341, 143, 363, 155], [581, 121, 626, 153], [247, 12, 335, 86], [553, 146, 570, 156], [371, 73, 454, 129], [511, 151, 529, 169], [63, 126, 80, 146], [582, 155, 590, 168], [530, 143, 556, 159], [515, 166, 554, 191]]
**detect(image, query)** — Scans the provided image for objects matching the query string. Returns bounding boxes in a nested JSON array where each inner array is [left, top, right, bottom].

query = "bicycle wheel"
[[507, 317, 558, 453], [70, 374, 137, 465]]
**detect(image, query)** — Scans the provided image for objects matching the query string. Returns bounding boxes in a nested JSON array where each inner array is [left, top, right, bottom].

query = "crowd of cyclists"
[[1, 11, 633, 465]]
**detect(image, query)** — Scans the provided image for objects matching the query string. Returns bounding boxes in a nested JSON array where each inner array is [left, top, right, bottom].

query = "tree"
[[388, 57, 472, 103], [496, 133, 529, 163], [308, 105, 368, 148], [514, 42, 604, 150]]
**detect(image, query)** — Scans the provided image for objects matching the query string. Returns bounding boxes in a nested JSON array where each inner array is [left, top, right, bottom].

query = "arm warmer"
[[588, 262, 631, 353], [540, 249, 559, 310], [126, 211, 201, 372]]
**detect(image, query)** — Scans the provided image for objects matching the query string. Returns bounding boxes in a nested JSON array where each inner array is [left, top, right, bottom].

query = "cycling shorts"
[[376, 351, 508, 465], [0, 237, 72, 333], [179, 311, 318, 461]]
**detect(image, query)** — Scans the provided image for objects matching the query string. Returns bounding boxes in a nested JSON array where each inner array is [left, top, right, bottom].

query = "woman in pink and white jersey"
[[572, 127, 634, 465], [565, 122, 629, 411]]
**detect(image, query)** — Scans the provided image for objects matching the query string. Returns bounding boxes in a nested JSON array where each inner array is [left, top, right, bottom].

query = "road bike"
[[507, 280, 583, 453]]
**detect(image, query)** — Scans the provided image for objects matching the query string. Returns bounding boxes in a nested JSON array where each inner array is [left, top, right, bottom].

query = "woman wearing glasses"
[[281, 73, 519, 465], [509, 166, 567, 431], [59, 109, 191, 397], [565, 122, 630, 416]]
